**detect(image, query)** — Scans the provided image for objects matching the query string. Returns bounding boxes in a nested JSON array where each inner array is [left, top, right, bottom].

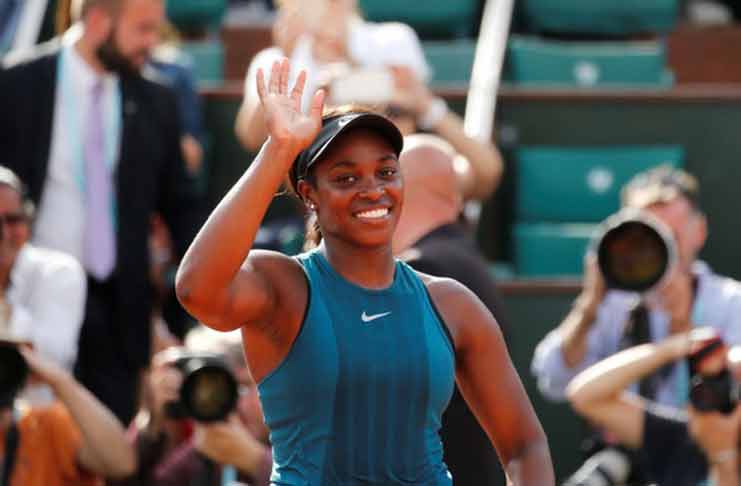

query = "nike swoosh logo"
[[338, 116, 354, 128], [361, 311, 391, 323]]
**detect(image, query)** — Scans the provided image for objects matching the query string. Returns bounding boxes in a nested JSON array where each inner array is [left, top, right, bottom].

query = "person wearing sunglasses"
[[0, 166, 86, 403]]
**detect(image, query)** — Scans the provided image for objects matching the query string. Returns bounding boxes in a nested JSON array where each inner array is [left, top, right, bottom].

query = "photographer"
[[566, 329, 741, 486], [532, 166, 741, 406], [0, 340, 135, 485], [0, 166, 86, 384], [115, 327, 271, 486]]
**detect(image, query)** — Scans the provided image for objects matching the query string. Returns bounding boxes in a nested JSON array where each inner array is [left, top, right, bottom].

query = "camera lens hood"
[[178, 357, 239, 423], [593, 208, 678, 293]]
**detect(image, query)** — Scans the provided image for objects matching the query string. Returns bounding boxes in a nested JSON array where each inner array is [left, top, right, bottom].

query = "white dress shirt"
[[7, 244, 87, 371], [33, 36, 121, 265], [531, 261, 741, 405]]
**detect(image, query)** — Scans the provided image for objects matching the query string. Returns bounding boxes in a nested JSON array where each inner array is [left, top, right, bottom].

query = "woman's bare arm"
[[176, 59, 324, 330], [566, 333, 691, 448], [428, 278, 554, 485]]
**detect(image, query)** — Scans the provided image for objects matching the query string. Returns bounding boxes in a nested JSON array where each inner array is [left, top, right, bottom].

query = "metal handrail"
[[462, 0, 514, 220], [463, 0, 514, 139]]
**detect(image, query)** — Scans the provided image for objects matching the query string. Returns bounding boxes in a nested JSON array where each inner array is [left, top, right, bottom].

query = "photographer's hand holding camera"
[[0, 343, 134, 485], [120, 344, 271, 485], [566, 329, 741, 486], [532, 167, 741, 405]]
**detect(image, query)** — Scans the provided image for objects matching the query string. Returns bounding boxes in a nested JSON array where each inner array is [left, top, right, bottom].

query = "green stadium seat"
[[516, 145, 684, 223], [507, 36, 673, 87], [513, 223, 597, 277], [423, 40, 476, 85], [521, 0, 678, 35], [358, 0, 477, 39], [179, 40, 224, 85], [166, 0, 226, 33]]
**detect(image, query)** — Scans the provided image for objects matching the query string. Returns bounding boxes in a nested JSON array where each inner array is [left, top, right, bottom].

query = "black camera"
[[0, 342, 28, 408], [164, 351, 239, 423], [688, 335, 738, 415], [593, 208, 677, 293]]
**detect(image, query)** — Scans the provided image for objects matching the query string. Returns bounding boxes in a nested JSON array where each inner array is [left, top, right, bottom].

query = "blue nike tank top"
[[257, 250, 456, 485]]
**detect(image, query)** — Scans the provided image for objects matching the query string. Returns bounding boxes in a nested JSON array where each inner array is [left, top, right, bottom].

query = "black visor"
[[289, 112, 404, 191]]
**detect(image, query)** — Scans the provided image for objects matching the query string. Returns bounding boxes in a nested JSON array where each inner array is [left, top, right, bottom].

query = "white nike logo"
[[338, 115, 355, 128], [361, 311, 391, 323]]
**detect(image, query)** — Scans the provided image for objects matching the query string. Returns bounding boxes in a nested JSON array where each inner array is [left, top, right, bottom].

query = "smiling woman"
[[175, 58, 554, 485]]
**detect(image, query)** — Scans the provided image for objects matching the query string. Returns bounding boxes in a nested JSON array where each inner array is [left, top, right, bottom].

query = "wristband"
[[417, 97, 449, 131]]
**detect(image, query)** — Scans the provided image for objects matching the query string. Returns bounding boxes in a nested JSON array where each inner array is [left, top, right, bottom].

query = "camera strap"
[[1, 410, 19, 486]]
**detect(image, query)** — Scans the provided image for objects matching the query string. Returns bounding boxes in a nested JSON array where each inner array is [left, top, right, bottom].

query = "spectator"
[[532, 166, 741, 405], [0, 339, 135, 485], [0, 165, 86, 404], [113, 327, 271, 486], [393, 136, 508, 486], [234, 0, 431, 152], [566, 329, 741, 486], [0, 0, 201, 424], [145, 22, 207, 178], [382, 68, 504, 202]]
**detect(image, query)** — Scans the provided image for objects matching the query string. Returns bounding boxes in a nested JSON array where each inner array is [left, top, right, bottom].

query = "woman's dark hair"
[[289, 104, 383, 251]]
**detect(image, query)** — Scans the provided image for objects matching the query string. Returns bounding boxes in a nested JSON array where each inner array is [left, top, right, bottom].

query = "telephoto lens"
[[164, 351, 239, 423], [594, 208, 677, 293], [0, 343, 28, 408]]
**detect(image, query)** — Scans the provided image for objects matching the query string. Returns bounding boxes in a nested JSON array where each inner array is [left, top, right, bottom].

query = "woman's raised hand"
[[257, 58, 325, 153]]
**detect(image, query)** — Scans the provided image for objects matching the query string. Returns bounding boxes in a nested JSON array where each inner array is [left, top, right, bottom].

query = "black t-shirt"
[[641, 405, 708, 486], [405, 223, 506, 486]]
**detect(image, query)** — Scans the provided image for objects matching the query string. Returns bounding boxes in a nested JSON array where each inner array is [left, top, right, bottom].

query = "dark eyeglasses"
[[0, 212, 27, 225]]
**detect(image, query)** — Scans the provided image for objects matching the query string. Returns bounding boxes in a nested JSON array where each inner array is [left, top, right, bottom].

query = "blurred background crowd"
[[2, 0, 741, 484]]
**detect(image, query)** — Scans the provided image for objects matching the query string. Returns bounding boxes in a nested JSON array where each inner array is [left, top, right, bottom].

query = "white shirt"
[[7, 244, 87, 371], [33, 35, 121, 264], [531, 261, 741, 405], [243, 19, 430, 111]]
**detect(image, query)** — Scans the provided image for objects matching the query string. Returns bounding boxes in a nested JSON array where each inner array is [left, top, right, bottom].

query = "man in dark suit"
[[0, 0, 200, 424]]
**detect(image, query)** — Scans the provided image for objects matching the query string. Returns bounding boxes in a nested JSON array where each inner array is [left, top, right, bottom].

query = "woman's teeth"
[[356, 208, 389, 219]]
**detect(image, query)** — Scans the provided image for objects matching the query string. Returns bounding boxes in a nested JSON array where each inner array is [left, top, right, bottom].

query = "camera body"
[[690, 370, 738, 414], [0, 342, 28, 408], [164, 351, 239, 423], [593, 208, 677, 293], [688, 335, 738, 414]]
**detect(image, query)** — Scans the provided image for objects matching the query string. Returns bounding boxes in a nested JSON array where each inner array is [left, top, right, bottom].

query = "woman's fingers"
[[268, 60, 281, 93], [310, 89, 326, 122], [279, 57, 290, 94], [291, 70, 307, 107], [256, 68, 266, 100]]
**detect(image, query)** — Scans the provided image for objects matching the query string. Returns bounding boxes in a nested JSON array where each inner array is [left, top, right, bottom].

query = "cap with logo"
[[289, 112, 404, 191]]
